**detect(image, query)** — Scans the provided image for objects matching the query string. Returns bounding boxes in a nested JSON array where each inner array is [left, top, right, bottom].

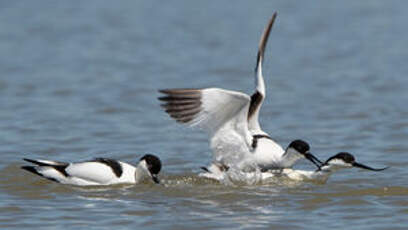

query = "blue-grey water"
[[1, 1, 407, 229]]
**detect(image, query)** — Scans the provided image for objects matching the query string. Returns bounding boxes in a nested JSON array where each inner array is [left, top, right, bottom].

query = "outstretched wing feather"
[[159, 88, 251, 136]]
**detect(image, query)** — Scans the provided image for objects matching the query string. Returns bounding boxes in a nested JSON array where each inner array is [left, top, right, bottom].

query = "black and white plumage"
[[159, 13, 322, 171], [21, 154, 162, 186], [200, 152, 388, 183], [317, 152, 388, 173], [278, 152, 389, 182]]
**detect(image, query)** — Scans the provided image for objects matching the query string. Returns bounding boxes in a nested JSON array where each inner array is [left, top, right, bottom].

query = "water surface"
[[0, 1, 407, 229]]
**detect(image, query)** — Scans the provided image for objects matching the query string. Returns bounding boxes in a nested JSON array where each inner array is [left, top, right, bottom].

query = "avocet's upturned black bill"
[[320, 152, 388, 172], [158, 12, 323, 171], [21, 154, 162, 186]]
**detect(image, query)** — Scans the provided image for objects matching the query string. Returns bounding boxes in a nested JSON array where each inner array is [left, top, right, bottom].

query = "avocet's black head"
[[140, 154, 162, 184], [288, 140, 310, 154], [324, 152, 388, 171], [287, 139, 323, 169], [325, 152, 355, 165]]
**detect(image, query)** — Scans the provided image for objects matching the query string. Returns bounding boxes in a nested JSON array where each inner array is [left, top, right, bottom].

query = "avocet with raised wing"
[[159, 13, 322, 171], [21, 154, 162, 186]]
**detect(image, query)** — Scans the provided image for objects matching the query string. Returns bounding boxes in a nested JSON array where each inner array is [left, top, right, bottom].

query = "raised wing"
[[159, 88, 254, 166], [159, 88, 251, 136], [248, 12, 277, 133]]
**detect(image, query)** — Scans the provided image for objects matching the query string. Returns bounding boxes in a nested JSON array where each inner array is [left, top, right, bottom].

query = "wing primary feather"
[[161, 101, 201, 112], [21, 166, 43, 177], [167, 106, 201, 117], [23, 158, 67, 166], [175, 116, 196, 123], [159, 89, 201, 100], [159, 89, 201, 94], [160, 100, 199, 106], [158, 95, 200, 100], [23, 158, 47, 166], [159, 89, 203, 124], [255, 12, 277, 73], [21, 166, 60, 182], [22, 158, 69, 177]]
